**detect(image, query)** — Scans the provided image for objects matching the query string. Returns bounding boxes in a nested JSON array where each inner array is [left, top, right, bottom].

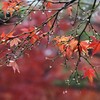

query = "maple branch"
[[0, 0, 99, 87]]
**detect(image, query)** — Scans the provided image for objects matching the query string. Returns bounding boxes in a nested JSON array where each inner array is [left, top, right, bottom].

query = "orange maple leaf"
[[2, 2, 9, 9], [46, 2, 52, 8], [64, 46, 73, 58], [69, 39, 78, 51], [2, 0, 21, 18], [8, 7, 15, 17], [30, 34, 39, 44], [54, 36, 70, 43], [83, 68, 95, 84], [54, 36, 70, 53], [0, 32, 6, 39], [0, 31, 14, 43], [67, 6, 72, 16], [89, 37, 100, 55], [2, 1, 9, 17], [77, 41, 89, 54], [54, 36, 78, 58]]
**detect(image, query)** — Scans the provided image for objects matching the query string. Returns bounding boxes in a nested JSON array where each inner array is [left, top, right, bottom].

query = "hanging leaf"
[[89, 37, 100, 55], [2, 1, 9, 17], [69, 39, 78, 51], [8, 60, 20, 73], [0, 32, 6, 39], [79, 41, 89, 54], [65, 46, 73, 59], [10, 38, 21, 47], [67, 6, 72, 16], [46, 1, 52, 8], [92, 42, 100, 55], [83, 68, 95, 84]]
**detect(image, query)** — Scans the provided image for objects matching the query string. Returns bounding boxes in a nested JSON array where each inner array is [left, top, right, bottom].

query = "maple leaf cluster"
[[54, 36, 90, 58], [0, 26, 40, 73], [54, 36, 100, 58], [2, 0, 21, 18]]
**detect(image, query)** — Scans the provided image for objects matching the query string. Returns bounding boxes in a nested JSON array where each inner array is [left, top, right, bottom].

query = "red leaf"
[[80, 41, 89, 52], [67, 6, 72, 16], [2, 2, 9, 14], [89, 38, 100, 55], [83, 68, 95, 84], [65, 46, 73, 59], [2, 0, 21, 17], [46, 2, 52, 8], [78, 41, 89, 54], [0, 32, 6, 39]]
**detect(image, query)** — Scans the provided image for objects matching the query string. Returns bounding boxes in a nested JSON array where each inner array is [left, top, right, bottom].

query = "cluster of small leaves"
[[2, 0, 22, 18]]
